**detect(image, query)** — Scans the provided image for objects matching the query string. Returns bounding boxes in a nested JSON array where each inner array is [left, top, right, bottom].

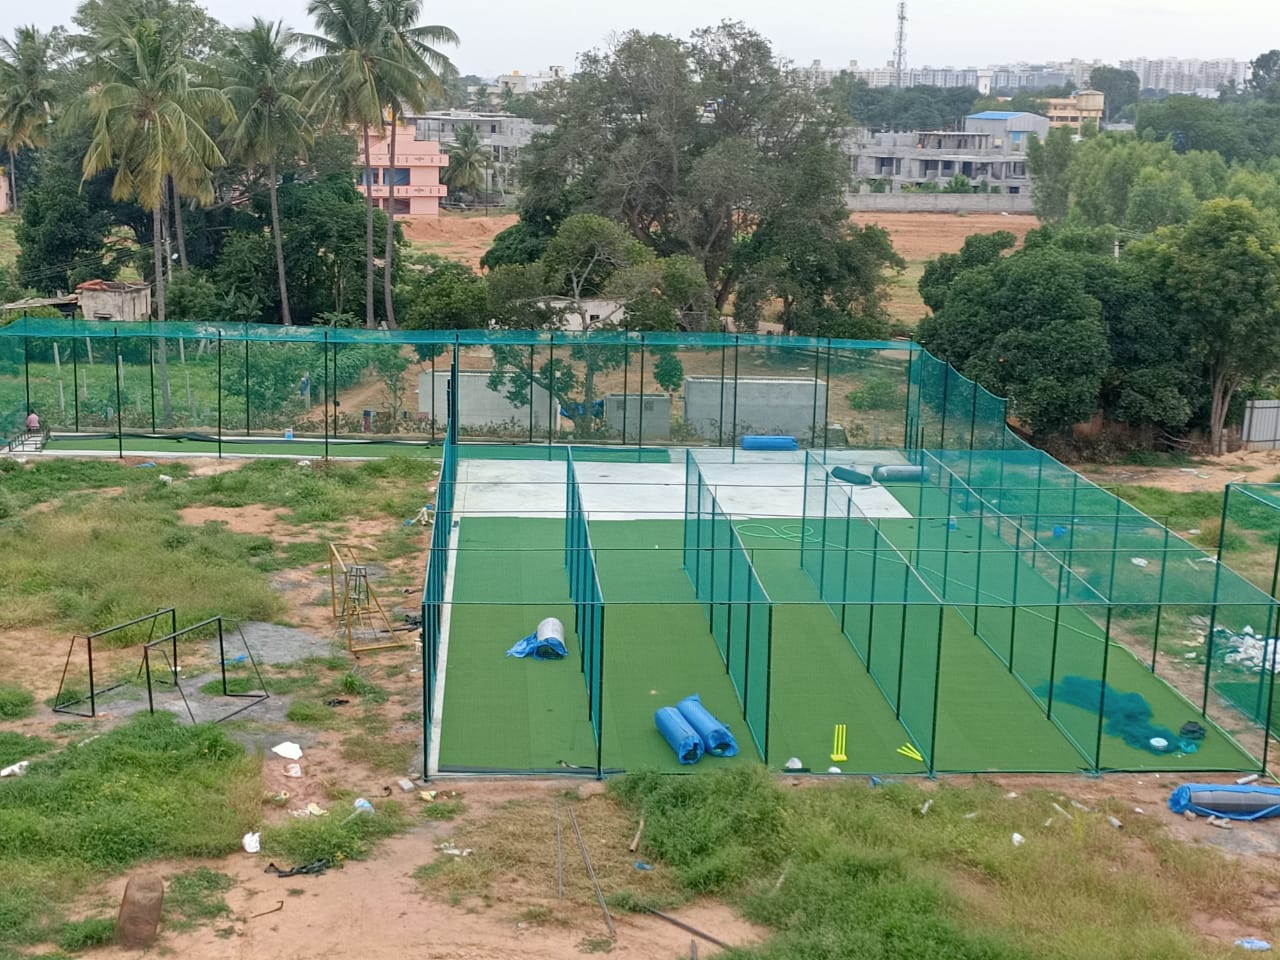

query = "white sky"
[[1, 0, 1266, 77]]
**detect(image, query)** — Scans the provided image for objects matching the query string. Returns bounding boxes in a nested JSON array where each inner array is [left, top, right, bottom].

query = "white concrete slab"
[[452, 452, 913, 521]]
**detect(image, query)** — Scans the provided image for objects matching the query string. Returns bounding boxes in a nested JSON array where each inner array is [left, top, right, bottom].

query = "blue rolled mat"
[[676, 694, 739, 757], [1169, 784, 1280, 821], [655, 707, 704, 764], [741, 435, 798, 451], [830, 465, 873, 485]]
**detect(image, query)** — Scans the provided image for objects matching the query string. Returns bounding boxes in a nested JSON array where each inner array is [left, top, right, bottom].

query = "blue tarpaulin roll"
[[1168, 784, 1280, 821], [505, 617, 568, 660], [741, 435, 798, 451], [655, 707, 704, 764], [831, 466, 873, 486], [676, 694, 739, 757]]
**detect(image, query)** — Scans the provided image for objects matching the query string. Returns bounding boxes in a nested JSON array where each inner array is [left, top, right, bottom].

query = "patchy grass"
[[1108, 485, 1224, 540], [164, 867, 235, 932], [261, 801, 409, 865], [0, 683, 34, 720], [54, 916, 116, 951], [0, 732, 53, 768], [339, 733, 412, 773], [0, 714, 259, 950], [285, 700, 337, 725], [609, 768, 1265, 960], [422, 800, 464, 821]]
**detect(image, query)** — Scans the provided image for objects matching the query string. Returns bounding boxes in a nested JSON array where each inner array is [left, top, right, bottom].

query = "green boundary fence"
[[683, 450, 773, 759], [565, 450, 605, 776]]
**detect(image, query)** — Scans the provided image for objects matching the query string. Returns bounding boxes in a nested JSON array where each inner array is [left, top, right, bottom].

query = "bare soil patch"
[[403, 213, 519, 269], [848, 211, 1037, 261], [1079, 449, 1280, 495]]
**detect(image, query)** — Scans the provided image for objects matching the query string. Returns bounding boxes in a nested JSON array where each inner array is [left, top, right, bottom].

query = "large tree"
[[298, 0, 396, 329], [223, 18, 311, 325], [442, 122, 488, 197], [1134, 198, 1280, 453], [1087, 66, 1140, 122], [0, 25, 60, 209], [372, 0, 456, 329], [77, 12, 231, 423], [512, 22, 857, 316]]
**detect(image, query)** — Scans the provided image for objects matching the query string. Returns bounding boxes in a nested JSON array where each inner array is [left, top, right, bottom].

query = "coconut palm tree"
[[443, 122, 489, 198], [373, 0, 456, 328], [298, 0, 396, 329], [77, 13, 231, 423], [223, 19, 311, 326], [0, 25, 60, 210]]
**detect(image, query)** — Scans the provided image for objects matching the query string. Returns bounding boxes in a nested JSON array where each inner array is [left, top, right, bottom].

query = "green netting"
[[683, 450, 773, 758], [565, 451, 605, 774]]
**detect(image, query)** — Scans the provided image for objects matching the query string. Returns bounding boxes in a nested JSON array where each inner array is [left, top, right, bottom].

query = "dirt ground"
[[404, 211, 1036, 273], [1078, 448, 1280, 493]]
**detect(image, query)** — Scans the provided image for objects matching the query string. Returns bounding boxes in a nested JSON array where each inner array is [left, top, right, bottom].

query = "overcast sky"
[[1, 0, 1266, 76]]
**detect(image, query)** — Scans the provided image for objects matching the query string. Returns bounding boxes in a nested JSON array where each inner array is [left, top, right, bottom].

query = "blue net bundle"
[[1037, 676, 1193, 754]]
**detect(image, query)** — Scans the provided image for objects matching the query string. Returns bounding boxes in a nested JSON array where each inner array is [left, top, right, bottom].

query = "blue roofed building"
[[963, 110, 1051, 147]]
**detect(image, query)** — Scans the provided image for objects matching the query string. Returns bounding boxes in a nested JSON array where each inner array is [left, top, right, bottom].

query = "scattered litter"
[[436, 842, 473, 857], [1051, 802, 1074, 820], [1070, 800, 1094, 812], [1011, 833, 1026, 847], [1005, 791, 1019, 799], [963, 812, 978, 819], [1235, 937, 1272, 951], [268, 791, 290, 804], [1107, 816, 1123, 830], [1134, 807, 1145, 815], [397, 778, 416, 793], [1184, 652, 1198, 660], [307, 803, 328, 817], [242, 832, 261, 854], [271, 742, 303, 760], [135, 461, 156, 468], [867, 776, 902, 786], [1188, 528, 1201, 536], [1209, 816, 1234, 830], [634, 862, 654, 871], [265, 858, 333, 877], [0, 760, 29, 777], [1130, 557, 1149, 568], [1215, 625, 1280, 674], [784, 757, 804, 771], [1184, 811, 1198, 821], [157, 474, 173, 485], [297, 460, 311, 468], [827, 766, 842, 774], [222, 654, 247, 665], [282, 763, 302, 778], [919, 799, 933, 816], [341, 798, 374, 824], [249, 901, 284, 919], [322, 698, 350, 707], [1043, 818, 1054, 827], [1238, 774, 1261, 786]]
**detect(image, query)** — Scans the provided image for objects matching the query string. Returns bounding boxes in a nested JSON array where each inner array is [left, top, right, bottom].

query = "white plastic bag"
[[271, 741, 303, 760], [242, 832, 261, 854]]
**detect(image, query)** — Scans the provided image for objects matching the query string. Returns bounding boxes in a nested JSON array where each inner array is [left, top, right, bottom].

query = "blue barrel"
[[741, 435, 798, 451]]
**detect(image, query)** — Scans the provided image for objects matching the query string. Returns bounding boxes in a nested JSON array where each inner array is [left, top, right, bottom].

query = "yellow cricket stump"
[[896, 742, 924, 762], [830, 724, 847, 762]]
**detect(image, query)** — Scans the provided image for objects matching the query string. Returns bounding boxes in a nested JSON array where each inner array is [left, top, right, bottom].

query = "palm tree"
[[223, 19, 311, 326], [0, 25, 59, 210], [297, 0, 396, 329], [77, 13, 231, 423], [443, 122, 489, 197], [374, 0, 456, 328]]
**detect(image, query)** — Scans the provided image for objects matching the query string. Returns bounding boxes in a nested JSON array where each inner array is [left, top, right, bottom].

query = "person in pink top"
[[25, 410, 39, 431]]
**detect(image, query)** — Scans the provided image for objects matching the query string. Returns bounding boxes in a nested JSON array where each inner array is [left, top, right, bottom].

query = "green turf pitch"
[[436, 517, 596, 772]]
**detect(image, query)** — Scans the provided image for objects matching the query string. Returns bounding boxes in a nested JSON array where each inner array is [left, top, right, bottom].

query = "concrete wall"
[[78, 288, 152, 321], [683, 376, 826, 442], [846, 193, 1036, 213], [419, 370, 555, 434], [604, 393, 671, 440]]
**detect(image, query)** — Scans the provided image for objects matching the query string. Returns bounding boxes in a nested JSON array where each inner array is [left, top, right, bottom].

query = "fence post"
[[113, 328, 123, 459], [322, 331, 330, 461], [216, 332, 223, 459], [637, 334, 646, 458]]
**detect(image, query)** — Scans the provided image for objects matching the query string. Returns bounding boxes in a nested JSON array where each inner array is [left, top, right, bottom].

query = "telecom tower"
[[893, 1, 908, 89]]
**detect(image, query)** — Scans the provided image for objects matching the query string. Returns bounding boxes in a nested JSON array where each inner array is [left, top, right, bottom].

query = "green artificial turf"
[[436, 517, 596, 772], [458, 443, 671, 463], [588, 519, 755, 771]]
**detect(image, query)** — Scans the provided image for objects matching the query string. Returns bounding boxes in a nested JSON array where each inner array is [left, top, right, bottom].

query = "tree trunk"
[[152, 204, 173, 426], [1209, 370, 1229, 456], [362, 124, 376, 329], [383, 112, 399, 328], [170, 178, 189, 271], [269, 159, 292, 326], [7, 148, 16, 211]]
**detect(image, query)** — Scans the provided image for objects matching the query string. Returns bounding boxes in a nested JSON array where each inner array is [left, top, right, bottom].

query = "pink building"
[[356, 122, 447, 217]]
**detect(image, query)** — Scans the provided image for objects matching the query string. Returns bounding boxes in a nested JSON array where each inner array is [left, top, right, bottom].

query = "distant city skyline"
[[0, 0, 1269, 78]]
